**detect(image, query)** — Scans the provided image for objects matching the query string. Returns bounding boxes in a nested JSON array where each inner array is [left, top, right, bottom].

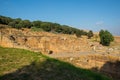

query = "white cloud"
[[95, 21, 104, 26]]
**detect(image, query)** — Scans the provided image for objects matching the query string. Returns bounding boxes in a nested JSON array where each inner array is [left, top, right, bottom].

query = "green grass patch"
[[0, 47, 111, 80], [31, 27, 44, 32]]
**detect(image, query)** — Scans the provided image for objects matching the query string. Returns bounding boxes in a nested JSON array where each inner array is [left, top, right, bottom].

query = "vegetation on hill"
[[0, 15, 88, 37], [99, 30, 114, 46], [87, 30, 94, 39], [0, 47, 111, 80]]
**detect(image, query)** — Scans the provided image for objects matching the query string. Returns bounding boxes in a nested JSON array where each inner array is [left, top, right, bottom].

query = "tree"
[[40, 22, 51, 32], [76, 30, 82, 37], [8, 18, 22, 28], [99, 30, 114, 46], [8, 21, 16, 28], [105, 30, 114, 42], [62, 25, 71, 34], [0, 16, 13, 25], [14, 18, 22, 24], [0, 15, 89, 36], [19, 20, 32, 28], [99, 29, 104, 37], [32, 20, 42, 28], [55, 25, 63, 33], [87, 30, 93, 39], [15, 23, 22, 29]]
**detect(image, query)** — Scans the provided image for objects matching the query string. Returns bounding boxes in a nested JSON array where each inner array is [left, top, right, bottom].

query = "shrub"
[[76, 30, 82, 37], [99, 30, 114, 46], [87, 30, 93, 39]]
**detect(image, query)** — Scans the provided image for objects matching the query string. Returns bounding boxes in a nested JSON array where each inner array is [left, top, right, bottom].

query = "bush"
[[99, 30, 114, 46], [76, 30, 82, 37], [87, 30, 93, 39]]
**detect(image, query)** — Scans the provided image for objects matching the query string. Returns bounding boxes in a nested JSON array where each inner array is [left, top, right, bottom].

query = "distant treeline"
[[0, 15, 93, 37]]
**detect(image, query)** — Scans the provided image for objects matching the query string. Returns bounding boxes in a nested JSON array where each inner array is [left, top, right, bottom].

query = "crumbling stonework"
[[0, 27, 120, 80], [0, 28, 93, 54], [56, 54, 120, 80]]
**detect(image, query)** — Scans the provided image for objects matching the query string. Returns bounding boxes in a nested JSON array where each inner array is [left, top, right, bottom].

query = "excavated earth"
[[0, 26, 120, 80]]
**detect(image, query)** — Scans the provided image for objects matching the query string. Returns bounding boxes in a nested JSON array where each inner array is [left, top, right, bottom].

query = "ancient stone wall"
[[0, 28, 120, 79], [57, 54, 120, 80], [0, 28, 93, 54]]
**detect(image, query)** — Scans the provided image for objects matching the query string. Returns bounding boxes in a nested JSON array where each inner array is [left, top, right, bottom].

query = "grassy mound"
[[0, 47, 111, 80]]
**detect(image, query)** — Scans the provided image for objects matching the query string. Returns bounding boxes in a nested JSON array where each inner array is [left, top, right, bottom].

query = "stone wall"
[[57, 54, 120, 80], [0, 28, 93, 54], [0, 28, 120, 79]]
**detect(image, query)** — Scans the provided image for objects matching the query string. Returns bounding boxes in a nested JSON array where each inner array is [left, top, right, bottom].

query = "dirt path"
[[46, 51, 97, 58], [46, 51, 120, 58]]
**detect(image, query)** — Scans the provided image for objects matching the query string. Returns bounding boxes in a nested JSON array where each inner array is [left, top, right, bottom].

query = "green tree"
[[8, 18, 22, 28], [14, 18, 22, 24], [99, 29, 104, 37], [87, 30, 93, 39], [19, 20, 32, 28], [32, 20, 42, 28], [0, 15, 88, 36], [8, 21, 16, 28], [15, 23, 22, 29], [41, 22, 51, 32], [53, 23, 62, 33], [76, 30, 82, 37], [55, 25, 63, 33], [0, 15, 13, 24], [105, 30, 114, 41], [99, 30, 114, 46]]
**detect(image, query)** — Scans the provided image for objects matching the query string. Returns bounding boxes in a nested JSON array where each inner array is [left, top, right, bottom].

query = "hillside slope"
[[0, 47, 111, 80], [0, 25, 92, 54]]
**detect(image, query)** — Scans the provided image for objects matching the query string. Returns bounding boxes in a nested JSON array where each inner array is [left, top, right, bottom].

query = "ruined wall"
[[57, 54, 120, 80], [0, 28, 120, 79], [0, 28, 93, 54]]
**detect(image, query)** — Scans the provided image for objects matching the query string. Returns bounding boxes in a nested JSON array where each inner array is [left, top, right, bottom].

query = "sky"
[[0, 0, 120, 35]]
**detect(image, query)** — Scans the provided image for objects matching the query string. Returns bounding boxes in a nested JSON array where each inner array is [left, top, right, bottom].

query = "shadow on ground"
[[0, 57, 110, 80], [92, 61, 120, 80]]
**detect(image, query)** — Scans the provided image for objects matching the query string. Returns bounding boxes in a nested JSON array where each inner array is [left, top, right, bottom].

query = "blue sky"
[[0, 0, 120, 35]]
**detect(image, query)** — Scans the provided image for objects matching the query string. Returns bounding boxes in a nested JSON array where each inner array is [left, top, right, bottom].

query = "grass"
[[0, 47, 111, 80], [31, 27, 44, 32]]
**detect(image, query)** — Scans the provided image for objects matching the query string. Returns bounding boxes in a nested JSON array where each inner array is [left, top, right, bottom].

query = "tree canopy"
[[87, 30, 93, 39], [0, 15, 90, 37], [99, 30, 114, 46]]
